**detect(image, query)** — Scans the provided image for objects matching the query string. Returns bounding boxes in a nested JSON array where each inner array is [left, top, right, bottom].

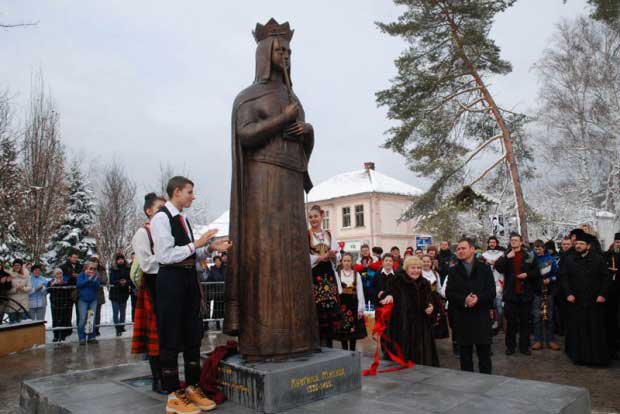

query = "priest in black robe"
[[560, 232, 612, 366]]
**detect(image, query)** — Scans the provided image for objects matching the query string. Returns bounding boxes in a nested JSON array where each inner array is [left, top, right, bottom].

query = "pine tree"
[[377, 0, 534, 240], [587, 0, 619, 26], [0, 136, 29, 262], [47, 164, 96, 267]]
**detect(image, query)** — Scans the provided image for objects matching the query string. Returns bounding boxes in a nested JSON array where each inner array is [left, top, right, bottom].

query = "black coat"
[[109, 265, 131, 302], [495, 249, 540, 303], [371, 270, 398, 307], [61, 261, 83, 278], [207, 266, 226, 282], [386, 274, 439, 366], [604, 249, 620, 296], [437, 249, 456, 281], [560, 250, 611, 365], [445, 260, 496, 346], [0, 269, 12, 297]]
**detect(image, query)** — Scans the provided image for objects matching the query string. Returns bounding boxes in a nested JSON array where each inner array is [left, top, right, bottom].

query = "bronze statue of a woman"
[[225, 18, 320, 360]]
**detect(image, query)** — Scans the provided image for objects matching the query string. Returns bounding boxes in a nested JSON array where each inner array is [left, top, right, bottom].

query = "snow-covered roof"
[[196, 168, 422, 236], [194, 210, 229, 239], [307, 168, 423, 203], [595, 210, 616, 218]]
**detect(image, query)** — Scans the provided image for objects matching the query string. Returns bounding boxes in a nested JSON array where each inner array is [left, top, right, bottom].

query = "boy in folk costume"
[[150, 177, 231, 414], [131, 193, 166, 394]]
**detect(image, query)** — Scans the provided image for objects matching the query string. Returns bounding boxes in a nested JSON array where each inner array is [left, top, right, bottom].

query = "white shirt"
[[131, 226, 159, 274], [482, 249, 504, 295], [309, 230, 341, 270], [150, 201, 209, 265], [338, 269, 366, 313]]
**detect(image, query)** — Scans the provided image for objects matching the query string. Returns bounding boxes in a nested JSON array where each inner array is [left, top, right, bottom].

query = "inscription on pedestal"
[[217, 348, 361, 413]]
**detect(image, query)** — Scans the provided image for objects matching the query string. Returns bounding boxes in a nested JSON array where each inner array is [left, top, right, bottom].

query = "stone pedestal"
[[19, 357, 591, 414], [218, 348, 361, 413]]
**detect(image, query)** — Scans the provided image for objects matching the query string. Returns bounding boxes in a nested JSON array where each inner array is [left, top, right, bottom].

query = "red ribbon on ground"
[[199, 340, 238, 404], [362, 303, 414, 376]]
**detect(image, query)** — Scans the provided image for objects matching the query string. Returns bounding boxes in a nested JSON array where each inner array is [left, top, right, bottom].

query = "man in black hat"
[[560, 231, 612, 365], [604, 232, 620, 358]]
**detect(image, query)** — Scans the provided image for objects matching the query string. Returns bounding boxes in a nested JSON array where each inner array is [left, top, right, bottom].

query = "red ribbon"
[[362, 303, 414, 376]]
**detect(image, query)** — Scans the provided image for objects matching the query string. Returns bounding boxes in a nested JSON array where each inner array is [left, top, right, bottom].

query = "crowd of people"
[[0, 251, 139, 343], [1, 177, 618, 413], [307, 207, 619, 373]]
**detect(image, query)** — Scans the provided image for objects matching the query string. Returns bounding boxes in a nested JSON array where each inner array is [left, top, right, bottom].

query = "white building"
[[306, 162, 423, 251], [200, 162, 424, 251]]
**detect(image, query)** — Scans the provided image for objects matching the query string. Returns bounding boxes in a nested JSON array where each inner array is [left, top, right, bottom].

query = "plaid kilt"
[[131, 278, 159, 356]]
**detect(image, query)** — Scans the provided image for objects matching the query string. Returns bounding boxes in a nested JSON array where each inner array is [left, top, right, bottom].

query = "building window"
[[322, 210, 330, 230], [355, 204, 365, 227], [342, 207, 351, 228]]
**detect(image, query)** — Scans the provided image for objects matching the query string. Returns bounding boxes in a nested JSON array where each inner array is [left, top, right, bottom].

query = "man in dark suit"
[[446, 238, 496, 374]]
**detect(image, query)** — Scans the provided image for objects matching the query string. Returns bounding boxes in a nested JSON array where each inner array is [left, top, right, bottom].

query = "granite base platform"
[[217, 348, 361, 413], [20, 357, 591, 414]]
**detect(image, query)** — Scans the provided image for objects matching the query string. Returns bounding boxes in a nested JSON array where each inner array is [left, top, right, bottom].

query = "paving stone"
[[19, 356, 591, 414]]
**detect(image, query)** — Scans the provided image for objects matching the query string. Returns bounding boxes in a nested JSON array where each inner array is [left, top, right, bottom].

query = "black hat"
[[574, 231, 593, 244], [569, 228, 585, 238], [13, 259, 23, 266], [544, 240, 557, 252], [615, 232, 620, 241]]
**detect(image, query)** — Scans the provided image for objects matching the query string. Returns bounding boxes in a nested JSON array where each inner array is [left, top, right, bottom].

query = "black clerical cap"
[[574, 232, 593, 244]]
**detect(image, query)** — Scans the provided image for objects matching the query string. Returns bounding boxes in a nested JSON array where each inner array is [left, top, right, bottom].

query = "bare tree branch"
[[0, 21, 39, 28], [469, 156, 507, 187]]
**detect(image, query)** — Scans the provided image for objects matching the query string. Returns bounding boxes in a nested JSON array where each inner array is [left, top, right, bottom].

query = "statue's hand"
[[283, 102, 299, 122], [286, 121, 305, 137]]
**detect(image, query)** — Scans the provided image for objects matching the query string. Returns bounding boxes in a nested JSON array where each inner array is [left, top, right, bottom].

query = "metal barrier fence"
[[0, 282, 226, 335]]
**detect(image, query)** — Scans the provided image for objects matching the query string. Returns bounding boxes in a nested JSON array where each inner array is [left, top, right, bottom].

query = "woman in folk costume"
[[382, 256, 439, 366], [308, 205, 342, 348], [422, 255, 450, 339], [335, 253, 367, 351], [131, 193, 167, 395]]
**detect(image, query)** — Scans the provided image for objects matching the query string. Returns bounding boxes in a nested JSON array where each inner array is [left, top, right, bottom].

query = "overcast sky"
[[1, 0, 589, 222]]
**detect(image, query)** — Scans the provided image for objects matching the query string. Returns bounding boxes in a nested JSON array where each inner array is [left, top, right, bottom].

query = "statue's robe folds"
[[225, 38, 319, 359]]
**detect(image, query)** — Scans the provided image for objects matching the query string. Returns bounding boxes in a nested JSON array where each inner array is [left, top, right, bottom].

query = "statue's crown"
[[253, 18, 294, 43]]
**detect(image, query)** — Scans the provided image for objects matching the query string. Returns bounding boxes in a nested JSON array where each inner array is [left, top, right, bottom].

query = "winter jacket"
[[207, 266, 226, 282], [109, 265, 130, 302], [77, 272, 100, 303], [495, 249, 540, 303], [534, 253, 558, 295], [437, 249, 457, 282], [60, 261, 83, 278], [0, 269, 12, 297], [95, 266, 108, 304], [48, 278, 73, 309], [445, 260, 496, 346], [8, 269, 32, 310], [29, 274, 48, 309]]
